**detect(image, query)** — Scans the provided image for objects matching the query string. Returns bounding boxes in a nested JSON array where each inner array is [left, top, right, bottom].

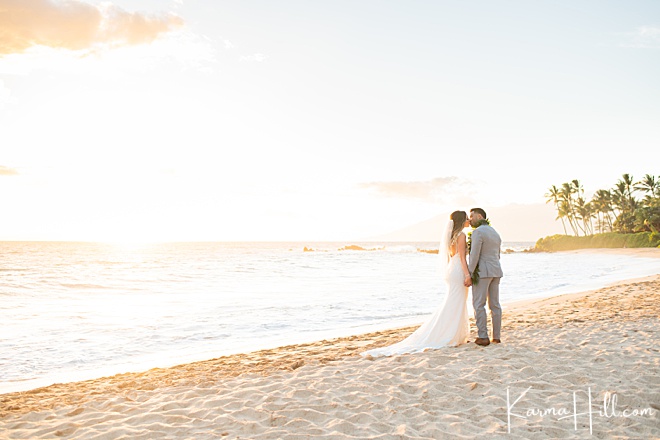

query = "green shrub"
[[534, 232, 660, 252]]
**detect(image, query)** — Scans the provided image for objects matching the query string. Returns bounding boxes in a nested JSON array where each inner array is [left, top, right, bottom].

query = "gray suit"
[[468, 225, 503, 340]]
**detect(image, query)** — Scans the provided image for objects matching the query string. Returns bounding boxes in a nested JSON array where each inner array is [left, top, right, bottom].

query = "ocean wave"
[[302, 245, 386, 252], [60, 283, 110, 290], [2, 241, 657, 394], [303, 244, 430, 253], [301, 243, 533, 255], [338, 245, 384, 252], [384, 245, 419, 253]]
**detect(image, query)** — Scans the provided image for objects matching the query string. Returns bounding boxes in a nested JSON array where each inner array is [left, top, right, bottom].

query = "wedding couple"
[[362, 208, 503, 357]]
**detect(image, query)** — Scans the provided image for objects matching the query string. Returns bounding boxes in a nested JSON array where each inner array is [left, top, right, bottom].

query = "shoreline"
[[549, 247, 660, 258], [2, 248, 658, 397], [502, 246, 660, 311], [2, 272, 659, 437], [1, 250, 658, 438], [2, 248, 658, 396]]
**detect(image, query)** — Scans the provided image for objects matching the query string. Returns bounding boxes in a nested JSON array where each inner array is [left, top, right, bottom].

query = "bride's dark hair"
[[450, 211, 467, 243]]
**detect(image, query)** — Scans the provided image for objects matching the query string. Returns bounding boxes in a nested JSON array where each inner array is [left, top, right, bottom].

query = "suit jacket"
[[468, 224, 503, 278]]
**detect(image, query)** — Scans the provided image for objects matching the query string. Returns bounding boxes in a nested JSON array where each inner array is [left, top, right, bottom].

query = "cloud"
[[618, 26, 660, 49], [0, 78, 14, 109], [0, 0, 184, 55], [368, 203, 563, 242], [359, 176, 476, 204], [0, 166, 19, 176], [240, 53, 268, 62]]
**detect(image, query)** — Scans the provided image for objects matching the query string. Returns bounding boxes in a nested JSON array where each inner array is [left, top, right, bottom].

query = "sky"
[[1, 0, 659, 242]]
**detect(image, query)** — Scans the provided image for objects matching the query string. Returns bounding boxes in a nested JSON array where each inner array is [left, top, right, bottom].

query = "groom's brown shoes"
[[492, 339, 501, 344], [475, 338, 490, 346]]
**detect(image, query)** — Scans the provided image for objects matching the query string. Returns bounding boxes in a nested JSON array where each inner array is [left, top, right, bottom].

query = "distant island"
[[535, 173, 660, 251]]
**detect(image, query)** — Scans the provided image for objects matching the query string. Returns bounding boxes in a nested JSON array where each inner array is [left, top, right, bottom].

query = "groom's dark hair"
[[470, 208, 487, 219]]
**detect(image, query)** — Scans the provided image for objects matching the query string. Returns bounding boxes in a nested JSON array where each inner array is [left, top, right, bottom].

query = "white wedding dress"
[[362, 233, 470, 357]]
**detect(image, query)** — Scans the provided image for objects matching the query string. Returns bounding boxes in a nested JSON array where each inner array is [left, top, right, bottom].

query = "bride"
[[362, 210, 471, 357]]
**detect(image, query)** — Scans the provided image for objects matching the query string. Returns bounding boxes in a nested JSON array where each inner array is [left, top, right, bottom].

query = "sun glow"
[[1, 2, 658, 242]]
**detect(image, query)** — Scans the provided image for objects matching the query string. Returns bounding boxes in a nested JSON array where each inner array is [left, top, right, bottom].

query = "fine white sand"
[[1, 251, 659, 439]]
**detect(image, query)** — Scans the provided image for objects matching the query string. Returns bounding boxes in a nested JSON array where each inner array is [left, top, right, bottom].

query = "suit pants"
[[472, 277, 501, 339]]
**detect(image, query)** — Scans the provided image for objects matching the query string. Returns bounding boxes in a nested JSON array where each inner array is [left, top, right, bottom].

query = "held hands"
[[464, 275, 472, 287]]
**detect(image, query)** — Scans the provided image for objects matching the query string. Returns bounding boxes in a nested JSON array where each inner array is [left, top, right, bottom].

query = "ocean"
[[1, 241, 658, 394]]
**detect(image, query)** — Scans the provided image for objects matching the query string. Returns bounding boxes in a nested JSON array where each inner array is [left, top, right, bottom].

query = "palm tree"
[[591, 189, 614, 233], [572, 179, 585, 199], [612, 181, 626, 210], [545, 173, 659, 237], [557, 201, 574, 235], [560, 182, 581, 235], [635, 174, 660, 205], [613, 175, 638, 233], [575, 197, 594, 235], [572, 180, 592, 234], [545, 185, 560, 206], [634, 174, 656, 193], [620, 173, 636, 206], [545, 185, 567, 234]]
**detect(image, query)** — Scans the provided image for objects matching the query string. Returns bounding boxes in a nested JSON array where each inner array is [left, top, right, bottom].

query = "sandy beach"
[[1, 250, 659, 439]]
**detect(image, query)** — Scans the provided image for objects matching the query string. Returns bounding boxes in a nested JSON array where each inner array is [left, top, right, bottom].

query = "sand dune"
[[1, 274, 659, 439]]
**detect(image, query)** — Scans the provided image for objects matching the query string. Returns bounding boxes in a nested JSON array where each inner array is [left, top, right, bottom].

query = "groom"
[[465, 208, 503, 347]]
